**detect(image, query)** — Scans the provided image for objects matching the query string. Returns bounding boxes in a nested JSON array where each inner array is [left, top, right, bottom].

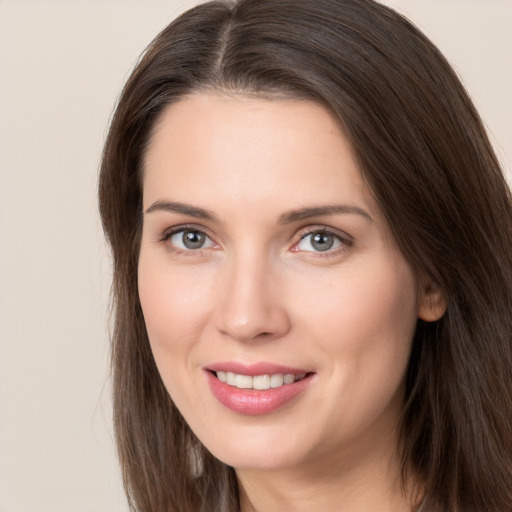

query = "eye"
[[167, 228, 215, 251], [296, 230, 345, 253]]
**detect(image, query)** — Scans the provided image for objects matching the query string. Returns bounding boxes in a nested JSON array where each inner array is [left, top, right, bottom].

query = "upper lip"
[[205, 361, 312, 376]]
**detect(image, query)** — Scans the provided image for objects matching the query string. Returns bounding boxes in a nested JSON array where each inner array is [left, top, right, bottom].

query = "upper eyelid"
[[294, 225, 353, 243], [161, 223, 213, 239]]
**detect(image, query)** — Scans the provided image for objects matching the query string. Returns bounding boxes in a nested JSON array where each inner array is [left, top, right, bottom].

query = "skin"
[[138, 93, 445, 512]]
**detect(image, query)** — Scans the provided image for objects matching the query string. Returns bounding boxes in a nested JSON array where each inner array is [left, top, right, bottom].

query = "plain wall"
[[0, 1, 510, 511]]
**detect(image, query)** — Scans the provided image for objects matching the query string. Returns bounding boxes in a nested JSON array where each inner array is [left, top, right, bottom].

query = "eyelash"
[[158, 225, 353, 256], [159, 224, 217, 255], [293, 227, 353, 257]]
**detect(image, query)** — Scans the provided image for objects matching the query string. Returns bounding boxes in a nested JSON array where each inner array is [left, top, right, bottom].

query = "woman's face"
[[138, 93, 436, 472]]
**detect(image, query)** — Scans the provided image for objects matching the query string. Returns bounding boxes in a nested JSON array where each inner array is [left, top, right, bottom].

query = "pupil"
[[312, 232, 333, 251], [183, 230, 205, 249]]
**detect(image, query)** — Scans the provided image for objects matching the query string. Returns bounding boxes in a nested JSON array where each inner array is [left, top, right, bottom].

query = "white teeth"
[[235, 374, 253, 389], [215, 371, 306, 390], [283, 373, 295, 384], [253, 375, 271, 390], [270, 374, 284, 388]]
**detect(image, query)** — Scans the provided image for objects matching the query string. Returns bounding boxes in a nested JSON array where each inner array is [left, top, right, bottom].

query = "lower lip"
[[205, 371, 313, 415]]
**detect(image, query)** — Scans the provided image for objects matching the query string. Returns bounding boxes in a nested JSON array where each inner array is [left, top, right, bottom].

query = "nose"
[[214, 251, 291, 343]]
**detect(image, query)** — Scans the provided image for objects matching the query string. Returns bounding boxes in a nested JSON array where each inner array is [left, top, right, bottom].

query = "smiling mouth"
[[213, 371, 308, 390], [207, 367, 314, 414]]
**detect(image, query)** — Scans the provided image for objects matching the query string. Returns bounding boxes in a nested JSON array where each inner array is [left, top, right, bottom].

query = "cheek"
[[137, 253, 216, 415], [137, 253, 216, 390], [299, 257, 419, 442], [295, 254, 419, 389], [347, 264, 418, 347]]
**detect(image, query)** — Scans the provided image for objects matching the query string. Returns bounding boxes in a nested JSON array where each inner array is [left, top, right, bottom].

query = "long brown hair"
[[98, 1, 512, 510]]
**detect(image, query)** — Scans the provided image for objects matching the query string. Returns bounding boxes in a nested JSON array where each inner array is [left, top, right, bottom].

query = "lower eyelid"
[[298, 235, 341, 252]]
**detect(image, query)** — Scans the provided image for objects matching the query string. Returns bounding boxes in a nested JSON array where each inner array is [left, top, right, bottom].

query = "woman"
[[98, 0, 512, 511]]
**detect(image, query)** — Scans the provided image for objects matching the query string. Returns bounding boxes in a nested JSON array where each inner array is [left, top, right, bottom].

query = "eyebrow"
[[145, 200, 218, 222], [145, 200, 373, 224], [278, 205, 373, 224]]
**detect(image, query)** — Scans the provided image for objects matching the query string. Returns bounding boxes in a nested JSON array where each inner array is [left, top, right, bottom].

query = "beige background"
[[0, 1, 510, 511]]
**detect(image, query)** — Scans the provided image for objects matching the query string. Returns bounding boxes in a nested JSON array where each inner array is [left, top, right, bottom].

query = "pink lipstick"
[[205, 362, 314, 415]]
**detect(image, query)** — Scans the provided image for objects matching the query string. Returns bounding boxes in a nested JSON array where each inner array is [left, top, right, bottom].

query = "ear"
[[417, 279, 447, 322]]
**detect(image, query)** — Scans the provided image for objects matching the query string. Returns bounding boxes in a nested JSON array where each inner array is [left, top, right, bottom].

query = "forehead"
[[142, 93, 376, 218]]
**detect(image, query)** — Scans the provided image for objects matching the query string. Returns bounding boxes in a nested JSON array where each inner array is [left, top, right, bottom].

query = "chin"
[[199, 425, 315, 472], [216, 448, 302, 472]]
